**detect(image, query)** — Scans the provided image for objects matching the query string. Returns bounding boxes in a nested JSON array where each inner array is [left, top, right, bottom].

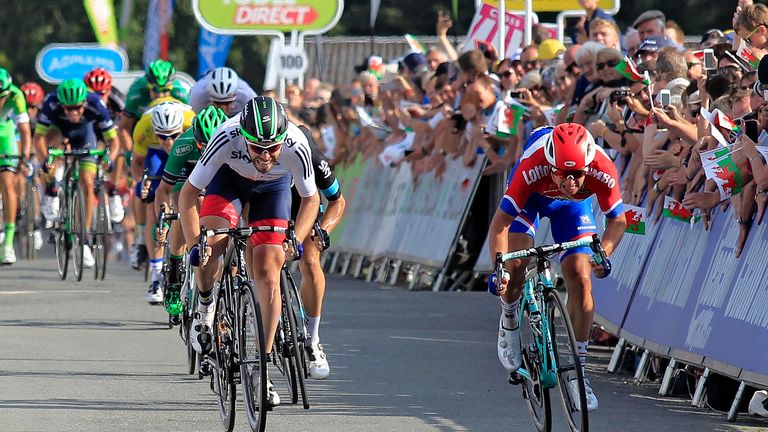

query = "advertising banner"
[[35, 44, 128, 84], [197, 28, 234, 78], [483, 0, 616, 12], [84, 0, 119, 47], [193, 0, 344, 35]]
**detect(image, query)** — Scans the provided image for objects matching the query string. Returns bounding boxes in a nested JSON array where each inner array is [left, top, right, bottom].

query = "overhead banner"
[[484, 0, 616, 12], [83, 0, 119, 47], [197, 28, 234, 78], [193, 0, 344, 35], [466, 3, 535, 55]]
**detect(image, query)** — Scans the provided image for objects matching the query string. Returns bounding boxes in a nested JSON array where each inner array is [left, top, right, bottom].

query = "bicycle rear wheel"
[[240, 280, 268, 432], [93, 185, 109, 280], [71, 184, 85, 282], [54, 186, 68, 280], [547, 290, 588, 432], [212, 290, 237, 432], [21, 178, 37, 260], [519, 304, 551, 432], [282, 270, 309, 409]]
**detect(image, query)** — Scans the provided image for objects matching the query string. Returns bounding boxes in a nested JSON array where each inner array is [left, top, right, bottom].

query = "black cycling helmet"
[[240, 96, 288, 144]]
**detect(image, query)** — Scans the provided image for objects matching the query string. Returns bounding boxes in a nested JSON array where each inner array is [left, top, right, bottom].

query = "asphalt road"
[[1, 253, 767, 432]]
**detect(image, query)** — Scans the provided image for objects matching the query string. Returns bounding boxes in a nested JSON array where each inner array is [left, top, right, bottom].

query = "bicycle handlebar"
[[198, 223, 297, 265], [496, 234, 609, 268]]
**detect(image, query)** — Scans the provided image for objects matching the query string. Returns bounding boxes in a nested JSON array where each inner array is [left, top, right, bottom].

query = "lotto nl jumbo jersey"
[[500, 130, 625, 219], [188, 116, 317, 198]]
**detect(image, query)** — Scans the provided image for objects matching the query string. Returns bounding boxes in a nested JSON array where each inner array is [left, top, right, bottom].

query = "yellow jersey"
[[132, 96, 195, 157]]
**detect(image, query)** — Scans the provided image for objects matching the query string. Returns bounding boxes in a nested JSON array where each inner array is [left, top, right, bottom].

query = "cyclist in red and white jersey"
[[487, 123, 627, 412]]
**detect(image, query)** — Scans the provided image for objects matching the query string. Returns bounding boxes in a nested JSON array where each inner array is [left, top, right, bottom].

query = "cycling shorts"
[[200, 165, 291, 246], [0, 121, 19, 172], [64, 122, 99, 172], [134, 147, 168, 203], [509, 193, 597, 261]]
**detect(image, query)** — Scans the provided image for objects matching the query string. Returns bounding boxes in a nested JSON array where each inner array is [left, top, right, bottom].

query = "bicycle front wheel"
[[240, 280, 268, 432], [212, 290, 236, 432], [93, 185, 109, 280], [54, 186, 69, 280], [22, 178, 37, 260], [71, 184, 86, 282], [519, 304, 551, 432], [183, 266, 199, 376], [283, 270, 309, 409], [547, 290, 589, 432]]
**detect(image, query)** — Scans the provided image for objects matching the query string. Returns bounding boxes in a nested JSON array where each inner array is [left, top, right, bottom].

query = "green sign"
[[193, 0, 344, 35]]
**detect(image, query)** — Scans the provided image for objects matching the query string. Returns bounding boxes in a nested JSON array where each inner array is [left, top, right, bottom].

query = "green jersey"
[[0, 85, 29, 126], [124, 76, 190, 119], [161, 128, 200, 193]]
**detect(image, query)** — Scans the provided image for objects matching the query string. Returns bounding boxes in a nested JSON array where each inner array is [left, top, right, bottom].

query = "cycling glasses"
[[148, 84, 173, 93], [156, 132, 181, 141], [246, 141, 282, 155], [63, 104, 84, 112], [550, 166, 588, 180]]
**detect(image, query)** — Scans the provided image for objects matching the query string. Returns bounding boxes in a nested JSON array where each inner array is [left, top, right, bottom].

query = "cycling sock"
[[198, 291, 214, 311], [576, 340, 589, 368], [3, 223, 15, 247], [136, 224, 145, 245], [306, 316, 321, 347], [500, 298, 519, 330]]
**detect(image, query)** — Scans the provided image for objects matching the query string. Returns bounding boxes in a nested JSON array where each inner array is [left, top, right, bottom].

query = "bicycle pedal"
[[509, 372, 524, 385], [169, 315, 181, 326]]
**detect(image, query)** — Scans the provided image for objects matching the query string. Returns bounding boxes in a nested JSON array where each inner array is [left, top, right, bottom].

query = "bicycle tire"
[[240, 280, 269, 432], [274, 313, 297, 403], [547, 290, 589, 432], [519, 301, 552, 432], [184, 266, 199, 376], [282, 270, 309, 409], [54, 185, 68, 280], [71, 184, 85, 282], [212, 290, 237, 432], [93, 186, 109, 280], [22, 178, 37, 260]]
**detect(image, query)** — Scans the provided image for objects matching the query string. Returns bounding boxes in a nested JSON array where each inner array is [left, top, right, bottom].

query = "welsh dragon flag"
[[700, 147, 744, 199], [700, 107, 741, 147], [405, 34, 427, 55], [662, 196, 701, 223], [736, 40, 761, 70], [495, 102, 526, 138], [615, 56, 650, 85], [623, 205, 647, 235]]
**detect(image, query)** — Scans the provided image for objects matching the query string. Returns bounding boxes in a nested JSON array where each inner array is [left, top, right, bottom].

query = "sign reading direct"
[[193, 0, 344, 34], [36, 44, 128, 84]]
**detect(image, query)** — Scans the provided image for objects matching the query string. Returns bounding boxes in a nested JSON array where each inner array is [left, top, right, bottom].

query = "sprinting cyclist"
[[291, 124, 346, 380], [178, 96, 320, 407], [120, 59, 189, 269], [154, 105, 228, 315], [84, 67, 126, 224], [189, 67, 256, 116], [487, 123, 626, 412], [132, 100, 195, 303], [20, 82, 44, 128], [35, 79, 119, 268], [0, 68, 32, 264]]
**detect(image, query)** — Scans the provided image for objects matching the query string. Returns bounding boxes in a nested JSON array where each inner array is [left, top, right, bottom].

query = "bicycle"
[[156, 203, 181, 328], [47, 148, 107, 281], [0, 154, 38, 261], [137, 169, 160, 282], [181, 256, 200, 377], [92, 153, 112, 280], [495, 234, 610, 432], [271, 221, 310, 409], [198, 225, 277, 432]]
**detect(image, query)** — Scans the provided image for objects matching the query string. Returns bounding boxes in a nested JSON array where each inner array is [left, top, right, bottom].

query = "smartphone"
[[658, 89, 671, 107], [508, 90, 524, 99], [703, 49, 716, 71]]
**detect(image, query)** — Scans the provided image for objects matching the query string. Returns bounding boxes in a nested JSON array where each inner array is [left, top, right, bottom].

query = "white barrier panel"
[[334, 156, 485, 268]]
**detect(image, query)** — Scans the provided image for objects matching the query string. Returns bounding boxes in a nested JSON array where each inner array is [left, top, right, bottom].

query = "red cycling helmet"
[[20, 82, 45, 107], [544, 123, 596, 171], [84, 67, 113, 93]]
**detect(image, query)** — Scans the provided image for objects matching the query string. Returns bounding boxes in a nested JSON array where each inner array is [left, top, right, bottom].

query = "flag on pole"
[[624, 205, 647, 235], [405, 34, 427, 55], [494, 102, 526, 138], [615, 56, 650, 85], [700, 147, 744, 199], [700, 107, 740, 147], [84, 0, 119, 47], [370, 0, 381, 29], [736, 40, 760, 69], [662, 196, 701, 223]]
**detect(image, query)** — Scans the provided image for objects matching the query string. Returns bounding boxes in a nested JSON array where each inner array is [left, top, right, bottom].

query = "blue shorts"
[[509, 193, 597, 260], [135, 148, 168, 202], [64, 122, 99, 166]]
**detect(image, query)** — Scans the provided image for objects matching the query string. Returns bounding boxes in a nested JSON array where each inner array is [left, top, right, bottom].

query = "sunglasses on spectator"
[[565, 62, 578, 74], [550, 166, 588, 180], [522, 60, 540, 69], [499, 70, 514, 78], [148, 84, 173, 93], [687, 62, 702, 70], [156, 132, 181, 141], [63, 104, 84, 112], [246, 141, 282, 155], [596, 59, 620, 70], [461, 78, 475, 89], [744, 25, 765, 45], [689, 107, 701, 117]]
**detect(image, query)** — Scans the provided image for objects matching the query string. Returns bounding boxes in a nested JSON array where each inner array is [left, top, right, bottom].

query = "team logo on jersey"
[[587, 167, 616, 188], [319, 160, 332, 178], [174, 144, 193, 156], [580, 215, 591, 225], [522, 165, 550, 185], [230, 150, 251, 163]]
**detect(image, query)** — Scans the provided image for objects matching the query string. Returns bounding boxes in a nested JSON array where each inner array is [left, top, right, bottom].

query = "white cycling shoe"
[[190, 306, 215, 354], [82, 245, 95, 268], [266, 379, 281, 407], [497, 312, 521, 372], [306, 344, 330, 380], [108, 194, 125, 223], [42, 196, 60, 221], [565, 375, 599, 412]]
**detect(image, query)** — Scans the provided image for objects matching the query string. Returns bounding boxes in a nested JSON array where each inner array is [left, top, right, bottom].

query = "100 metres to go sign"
[[193, 0, 344, 34]]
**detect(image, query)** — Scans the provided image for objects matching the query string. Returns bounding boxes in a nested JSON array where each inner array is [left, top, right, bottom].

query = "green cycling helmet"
[[146, 59, 176, 87], [0, 68, 12, 94], [193, 105, 229, 147], [57, 78, 88, 106]]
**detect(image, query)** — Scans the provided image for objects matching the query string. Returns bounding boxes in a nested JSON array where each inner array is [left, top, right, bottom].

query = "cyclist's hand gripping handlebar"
[[589, 234, 612, 279]]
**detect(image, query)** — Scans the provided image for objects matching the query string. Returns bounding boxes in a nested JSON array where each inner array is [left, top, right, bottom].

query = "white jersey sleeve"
[[283, 123, 317, 197], [188, 122, 233, 189]]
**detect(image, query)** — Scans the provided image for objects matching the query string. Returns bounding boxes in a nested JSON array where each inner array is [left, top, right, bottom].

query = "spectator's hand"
[[437, 10, 453, 37], [605, 102, 624, 126], [668, 169, 690, 186], [644, 149, 680, 169], [650, 107, 674, 127], [736, 218, 753, 258], [666, 104, 685, 122], [625, 95, 649, 116], [682, 191, 721, 210], [756, 188, 768, 224], [697, 75, 708, 98], [587, 119, 607, 139]]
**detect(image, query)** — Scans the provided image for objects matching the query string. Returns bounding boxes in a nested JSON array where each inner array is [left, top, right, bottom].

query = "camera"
[[509, 90, 524, 100], [450, 113, 468, 133], [610, 88, 631, 105]]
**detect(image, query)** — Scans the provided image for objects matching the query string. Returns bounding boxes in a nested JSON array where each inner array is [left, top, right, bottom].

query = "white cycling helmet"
[[151, 101, 184, 134], [207, 67, 239, 102]]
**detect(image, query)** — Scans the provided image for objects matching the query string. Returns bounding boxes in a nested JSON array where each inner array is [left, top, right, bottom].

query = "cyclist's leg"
[[143, 148, 169, 286], [164, 191, 187, 314], [0, 123, 20, 260], [246, 177, 291, 356]]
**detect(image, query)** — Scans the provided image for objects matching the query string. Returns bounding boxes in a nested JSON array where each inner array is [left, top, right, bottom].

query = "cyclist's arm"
[[488, 208, 515, 263], [119, 114, 135, 152], [17, 122, 32, 160], [322, 195, 345, 234], [179, 180, 202, 248], [34, 101, 54, 162], [130, 117, 151, 182], [593, 152, 626, 256], [154, 181, 172, 218], [602, 215, 626, 257]]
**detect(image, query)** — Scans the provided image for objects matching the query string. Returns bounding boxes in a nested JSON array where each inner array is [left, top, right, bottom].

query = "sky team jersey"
[[162, 128, 200, 188], [500, 131, 624, 219], [36, 92, 115, 140], [0, 85, 29, 125], [189, 116, 317, 198], [297, 125, 340, 201], [189, 70, 257, 115], [131, 97, 195, 157], [124, 76, 190, 119]]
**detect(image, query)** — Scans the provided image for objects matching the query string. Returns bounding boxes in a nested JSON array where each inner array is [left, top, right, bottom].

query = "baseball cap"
[[632, 10, 665, 29], [538, 39, 566, 61], [402, 52, 428, 74], [701, 28, 725, 45], [636, 36, 678, 54]]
